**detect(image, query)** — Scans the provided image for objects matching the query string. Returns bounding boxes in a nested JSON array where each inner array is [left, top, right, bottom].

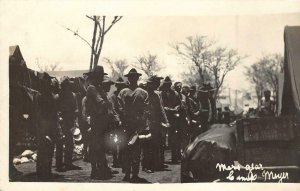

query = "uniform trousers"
[[122, 141, 141, 176]]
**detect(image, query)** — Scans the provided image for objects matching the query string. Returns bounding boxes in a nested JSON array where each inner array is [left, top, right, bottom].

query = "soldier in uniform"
[[222, 106, 231, 124], [259, 90, 276, 117], [109, 77, 127, 168], [174, 82, 190, 155], [102, 76, 121, 170], [152, 76, 169, 169], [36, 72, 61, 180], [82, 66, 112, 180], [117, 68, 149, 182], [200, 82, 215, 124], [188, 85, 201, 141], [197, 89, 212, 133], [56, 77, 81, 171], [142, 76, 170, 172], [160, 76, 181, 164], [181, 86, 194, 142]]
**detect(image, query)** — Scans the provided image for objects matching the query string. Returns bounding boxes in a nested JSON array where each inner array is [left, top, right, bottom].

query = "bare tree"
[[172, 36, 242, 96], [63, 16, 122, 71], [171, 36, 214, 84], [204, 47, 242, 99], [245, 53, 283, 107], [180, 64, 211, 86], [133, 53, 163, 78], [103, 57, 129, 80], [172, 35, 243, 122]]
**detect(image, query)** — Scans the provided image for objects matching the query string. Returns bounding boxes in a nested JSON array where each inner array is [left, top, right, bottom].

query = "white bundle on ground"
[[13, 150, 37, 165], [20, 150, 34, 157]]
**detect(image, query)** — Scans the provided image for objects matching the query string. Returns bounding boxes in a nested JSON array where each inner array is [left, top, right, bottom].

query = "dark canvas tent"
[[9, 45, 32, 87], [281, 26, 300, 116], [9, 46, 44, 154]]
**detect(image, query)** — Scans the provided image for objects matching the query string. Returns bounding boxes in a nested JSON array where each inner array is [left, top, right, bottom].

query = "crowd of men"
[[10, 65, 243, 182]]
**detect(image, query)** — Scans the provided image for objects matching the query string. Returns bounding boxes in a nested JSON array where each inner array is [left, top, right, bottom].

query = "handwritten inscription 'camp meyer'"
[[243, 117, 294, 142], [216, 163, 289, 183]]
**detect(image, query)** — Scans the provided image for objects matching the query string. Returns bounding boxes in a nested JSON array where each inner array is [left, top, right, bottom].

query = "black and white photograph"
[[1, 0, 300, 189]]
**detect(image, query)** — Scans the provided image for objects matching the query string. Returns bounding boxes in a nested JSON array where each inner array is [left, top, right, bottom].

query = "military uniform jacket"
[[117, 86, 149, 135], [160, 88, 181, 122], [148, 91, 169, 124], [36, 91, 60, 141], [57, 91, 78, 123], [82, 84, 110, 135]]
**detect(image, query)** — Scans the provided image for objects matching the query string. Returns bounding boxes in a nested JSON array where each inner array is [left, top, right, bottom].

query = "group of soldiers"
[[15, 65, 219, 182]]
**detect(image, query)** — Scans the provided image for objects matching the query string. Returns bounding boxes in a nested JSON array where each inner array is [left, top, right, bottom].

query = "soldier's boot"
[[122, 173, 131, 182], [90, 163, 97, 179]]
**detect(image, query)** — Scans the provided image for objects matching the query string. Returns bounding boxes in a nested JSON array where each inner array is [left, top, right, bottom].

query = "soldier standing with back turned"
[[109, 77, 127, 168], [36, 73, 61, 180], [82, 66, 112, 180], [117, 68, 149, 182]]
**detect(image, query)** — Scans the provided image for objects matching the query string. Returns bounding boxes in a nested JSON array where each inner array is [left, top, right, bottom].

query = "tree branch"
[[104, 16, 123, 35], [62, 25, 95, 55]]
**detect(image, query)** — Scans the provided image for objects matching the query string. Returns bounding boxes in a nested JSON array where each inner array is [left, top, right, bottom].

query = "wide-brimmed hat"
[[102, 75, 114, 85], [146, 76, 157, 83], [174, 81, 182, 86], [42, 72, 55, 80], [163, 76, 172, 84], [124, 68, 142, 77], [190, 85, 196, 91], [182, 85, 190, 91], [198, 89, 210, 96], [115, 77, 126, 85], [83, 65, 108, 77], [203, 81, 213, 89], [147, 75, 163, 83], [71, 127, 82, 143], [155, 76, 164, 81], [61, 76, 74, 87]]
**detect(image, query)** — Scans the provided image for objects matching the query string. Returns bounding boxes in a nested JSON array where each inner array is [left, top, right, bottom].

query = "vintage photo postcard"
[[1, 0, 300, 191]]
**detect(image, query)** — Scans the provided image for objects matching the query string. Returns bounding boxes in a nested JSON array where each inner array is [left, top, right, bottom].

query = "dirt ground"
[[12, 150, 181, 183]]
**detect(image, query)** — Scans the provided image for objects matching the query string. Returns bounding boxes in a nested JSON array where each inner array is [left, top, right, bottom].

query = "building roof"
[[9, 45, 25, 62], [47, 70, 88, 78]]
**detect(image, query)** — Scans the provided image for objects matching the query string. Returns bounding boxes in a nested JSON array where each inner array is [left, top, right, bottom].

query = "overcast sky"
[[1, 1, 300, 91]]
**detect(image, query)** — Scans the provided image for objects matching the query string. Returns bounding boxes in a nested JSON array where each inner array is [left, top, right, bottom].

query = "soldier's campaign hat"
[[71, 126, 82, 143], [182, 85, 190, 91], [115, 77, 126, 85], [102, 75, 114, 85], [153, 75, 164, 83], [83, 65, 108, 77], [174, 81, 182, 86], [124, 68, 142, 77], [198, 89, 210, 96], [146, 75, 157, 83], [190, 85, 196, 91], [61, 76, 74, 87], [163, 76, 172, 84], [42, 72, 55, 80]]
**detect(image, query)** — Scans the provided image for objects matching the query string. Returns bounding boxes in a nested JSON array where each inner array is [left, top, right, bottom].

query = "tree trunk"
[[90, 17, 98, 71], [94, 35, 105, 69], [94, 54, 100, 68], [211, 87, 220, 123], [198, 65, 204, 85]]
